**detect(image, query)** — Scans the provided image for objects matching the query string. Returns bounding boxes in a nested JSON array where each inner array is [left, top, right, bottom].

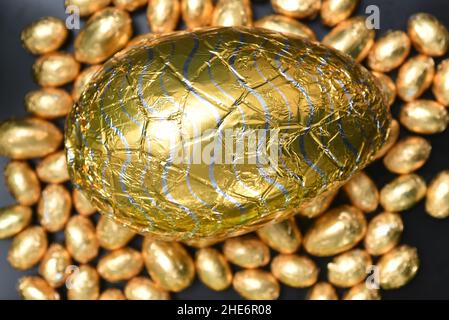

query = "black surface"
[[0, 0, 448, 300]]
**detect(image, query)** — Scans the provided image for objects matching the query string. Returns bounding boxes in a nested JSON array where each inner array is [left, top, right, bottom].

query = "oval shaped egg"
[[271, 254, 318, 288], [343, 283, 380, 300], [307, 282, 338, 300], [147, 0, 180, 33], [272, 0, 320, 19], [38, 184, 72, 232], [255, 15, 316, 40], [73, 189, 97, 216], [97, 247, 144, 282], [408, 13, 449, 57], [125, 277, 170, 300], [18, 276, 60, 300], [96, 215, 135, 250], [372, 71, 396, 108], [433, 59, 449, 107], [21, 16, 68, 55], [233, 269, 280, 300], [223, 235, 270, 268], [99, 288, 126, 300], [212, 0, 252, 27], [396, 55, 435, 102], [65, 27, 390, 241], [36, 151, 70, 184], [320, 0, 359, 27], [65, 215, 99, 263], [8, 226, 47, 270], [426, 171, 449, 219], [343, 171, 379, 213], [72, 65, 102, 102], [383, 136, 431, 174], [380, 174, 427, 212], [368, 30, 411, 73], [400, 99, 449, 135], [364, 212, 403, 256], [4, 161, 40, 206], [33, 52, 80, 87], [0, 205, 32, 239], [378, 245, 419, 289], [256, 218, 301, 254], [67, 265, 100, 300], [38, 243, 72, 288], [298, 188, 338, 218], [195, 248, 233, 291], [181, 0, 213, 29], [65, 0, 111, 17], [25, 88, 73, 119], [327, 249, 372, 287]]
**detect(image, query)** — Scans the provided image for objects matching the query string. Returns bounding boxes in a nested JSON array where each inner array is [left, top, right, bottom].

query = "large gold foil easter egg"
[[65, 27, 390, 241]]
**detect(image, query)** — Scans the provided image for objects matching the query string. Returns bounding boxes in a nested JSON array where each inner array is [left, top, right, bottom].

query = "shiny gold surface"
[[0, 118, 62, 160], [374, 119, 400, 160], [256, 218, 301, 254], [271, 254, 318, 288], [307, 282, 338, 300], [378, 245, 419, 290], [33, 52, 80, 87], [8, 226, 48, 270], [4, 161, 40, 206], [343, 283, 380, 300], [96, 215, 135, 249], [65, 215, 99, 263], [127, 33, 160, 47], [195, 247, 233, 291], [233, 269, 280, 300], [67, 265, 100, 300], [372, 71, 397, 108], [408, 13, 449, 57], [433, 59, 449, 107], [272, 0, 321, 19], [364, 212, 403, 256], [182, 0, 213, 29], [72, 65, 102, 102], [113, 0, 147, 12], [303, 205, 367, 256], [322, 16, 375, 62], [368, 30, 411, 73], [223, 235, 270, 268], [298, 188, 338, 218], [396, 55, 435, 102], [380, 174, 427, 212], [0, 205, 32, 239], [147, 0, 180, 33], [38, 243, 72, 288], [327, 249, 371, 287], [142, 238, 195, 292], [124, 277, 170, 300], [73, 189, 97, 216], [65, 0, 111, 17], [37, 184, 72, 232], [383, 136, 431, 174], [320, 0, 358, 27], [75, 8, 132, 64], [99, 288, 126, 300], [343, 171, 379, 213], [65, 27, 390, 241], [255, 15, 316, 40], [426, 171, 449, 219], [18, 276, 60, 300], [36, 150, 70, 184], [97, 247, 144, 282], [21, 17, 67, 55], [212, 0, 252, 26], [399, 99, 449, 134], [25, 88, 73, 119]]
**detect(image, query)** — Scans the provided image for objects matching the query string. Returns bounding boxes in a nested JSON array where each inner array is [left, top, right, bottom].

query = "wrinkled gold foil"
[[65, 27, 390, 241]]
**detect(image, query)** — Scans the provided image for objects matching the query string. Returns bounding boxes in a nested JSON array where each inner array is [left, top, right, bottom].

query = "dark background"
[[0, 0, 448, 300]]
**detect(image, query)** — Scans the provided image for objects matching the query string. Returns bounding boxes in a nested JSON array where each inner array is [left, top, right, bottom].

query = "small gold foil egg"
[[97, 248, 144, 282], [233, 269, 280, 300], [18, 276, 60, 300], [307, 282, 338, 300], [21, 17, 68, 55], [37, 184, 72, 232], [113, 0, 147, 11], [399, 99, 449, 134], [72, 65, 102, 102], [374, 119, 400, 160], [147, 0, 180, 33], [303, 205, 367, 257], [364, 212, 403, 256], [378, 245, 419, 290], [368, 30, 411, 73], [73, 189, 97, 216], [383, 136, 432, 174], [25, 88, 73, 119], [372, 72, 397, 109], [195, 248, 233, 291], [272, 0, 321, 19], [380, 174, 427, 212], [298, 188, 338, 218], [408, 13, 449, 57], [96, 215, 135, 250], [36, 150, 70, 184], [0, 118, 62, 160], [256, 218, 302, 254], [65, 0, 111, 17], [8, 226, 48, 270], [271, 254, 318, 288], [223, 235, 270, 268], [75, 8, 132, 64], [65, 215, 99, 263], [67, 265, 100, 300], [212, 0, 252, 27], [99, 288, 126, 300], [433, 59, 449, 107], [320, 0, 359, 27], [327, 249, 372, 288], [343, 171, 379, 213], [426, 171, 449, 219], [142, 238, 195, 292], [4, 161, 40, 206], [126, 33, 160, 47], [322, 16, 375, 62], [181, 0, 213, 29], [343, 283, 380, 300], [125, 277, 170, 300], [396, 55, 435, 102], [255, 15, 316, 40], [0, 205, 32, 239], [38, 243, 72, 288], [33, 52, 80, 87]]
